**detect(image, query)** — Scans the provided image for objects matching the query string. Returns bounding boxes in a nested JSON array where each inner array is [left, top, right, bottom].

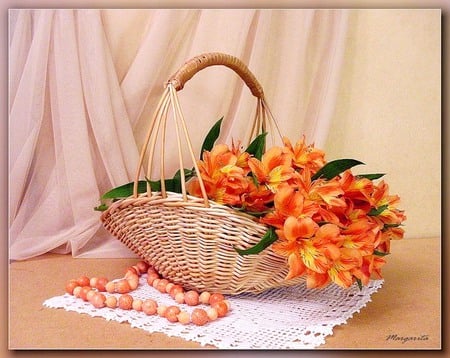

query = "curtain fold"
[[9, 9, 349, 260]]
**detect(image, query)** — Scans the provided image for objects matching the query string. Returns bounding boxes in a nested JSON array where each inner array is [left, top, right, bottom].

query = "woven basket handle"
[[134, 53, 281, 205], [167, 52, 264, 99]]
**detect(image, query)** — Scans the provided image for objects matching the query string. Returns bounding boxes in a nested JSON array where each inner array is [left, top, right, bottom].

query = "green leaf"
[[152, 179, 177, 192], [101, 168, 194, 201], [94, 203, 109, 211], [232, 206, 272, 218], [356, 173, 386, 180], [368, 204, 389, 216], [373, 250, 390, 257], [382, 223, 403, 231], [170, 168, 195, 193], [246, 132, 267, 160], [311, 159, 365, 181], [234, 227, 278, 255], [101, 181, 148, 199], [173, 168, 194, 181], [200, 117, 223, 158], [250, 172, 259, 187], [356, 278, 363, 291], [147, 179, 161, 191]]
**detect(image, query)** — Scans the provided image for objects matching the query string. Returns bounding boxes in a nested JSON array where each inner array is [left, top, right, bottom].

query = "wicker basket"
[[101, 53, 305, 294]]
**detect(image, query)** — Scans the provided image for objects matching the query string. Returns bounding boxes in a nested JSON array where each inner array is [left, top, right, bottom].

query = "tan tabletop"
[[9, 237, 441, 350]]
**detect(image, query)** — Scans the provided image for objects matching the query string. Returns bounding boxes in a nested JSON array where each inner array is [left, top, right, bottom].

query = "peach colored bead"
[[136, 261, 149, 273], [73, 286, 82, 298], [146, 273, 159, 286], [169, 285, 184, 298], [184, 290, 200, 306], [175, 292, 185, 304], [177, 311, 190, 325], [191, 308, 209, 326], [118, 294, 133, 310], [199, 291, 211, 305], [147, 266, 158, 275], [209, 293, 225, 305], [125, 267, 138, 276], [91, 293, 106, 309], [95, 277, 109, 292], [132, 299, 143, 311], [165, 282, 175, 294], [212, 301, 228, 317], [127, 275, 139, 290], [105, 296, 117, 308], [89, 277, 98, 288], [223, 299, 231, 311], [124, 270, 138, 280], [65, 280, 79, 295], [80, 286, 91, 301], [156, 279, 170, 293], [132, 265, 141, 275], [142, 299, 158, 315], [152, 278, 161, 289], [76, 276, 90, 287], [115, 280, 131, 294], [165, 306, 181, 323], [157, 305, 168, 317], [105, 281, 115, 293], [86, 290, 97, 302], [206, 307, 218, 321]]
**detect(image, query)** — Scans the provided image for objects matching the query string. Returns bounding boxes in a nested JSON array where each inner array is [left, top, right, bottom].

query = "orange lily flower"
[[371, 180, 406, 226], [261, 185, 318, 228], [283, 135, 326, 173], [314, 223, 343, 255], [241, 180, 274, 213], [307, 248, 364, 288], [199, 144, 236, 179], [274, 184, 319, 218], [344, 204, 369, 226], [274, 216, 335, 279], [352, 255, 386, 286], [339, 171, 374, 206], [272, 227, 307, 279], [296, 168, 346, 209], [231, 139, 251, 172], [373, 225, 404, 254], [272, 216, 319, 279], [341, 219, 377, 256], [374, 236, 391, 255], [328, 248, 363, 288], [315, 207, 341, 226], [187, 143, 251, 206], [248, 146, 294, 191], [215, 176, 250, 206]]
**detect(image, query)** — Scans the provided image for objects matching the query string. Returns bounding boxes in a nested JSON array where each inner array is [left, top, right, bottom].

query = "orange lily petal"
[[300, 241, 330, 273], [283, 216, 318, 242], [248, 158, 267, 183], [306, 270, 330, 289], [286, 252, 306, 280]]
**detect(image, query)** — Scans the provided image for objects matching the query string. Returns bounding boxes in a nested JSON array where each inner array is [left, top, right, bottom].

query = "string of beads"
[[64, 260, 230, 326]]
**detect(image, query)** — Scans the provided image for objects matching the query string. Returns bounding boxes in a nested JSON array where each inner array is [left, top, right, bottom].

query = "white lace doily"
[[43, 275, 383, 349]]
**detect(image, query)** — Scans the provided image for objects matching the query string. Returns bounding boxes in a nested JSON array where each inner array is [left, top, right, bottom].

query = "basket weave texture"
[[101, 53, 304, 294]]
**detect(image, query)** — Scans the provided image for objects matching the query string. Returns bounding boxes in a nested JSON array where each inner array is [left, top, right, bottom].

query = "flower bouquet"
[[97, 53, 405, 294]]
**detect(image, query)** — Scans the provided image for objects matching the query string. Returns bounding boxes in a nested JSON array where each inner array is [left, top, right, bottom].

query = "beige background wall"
[[325, 9, 441, 239]]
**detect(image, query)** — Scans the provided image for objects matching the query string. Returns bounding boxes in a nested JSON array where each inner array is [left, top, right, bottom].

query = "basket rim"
[[100, 191, 268, 226]]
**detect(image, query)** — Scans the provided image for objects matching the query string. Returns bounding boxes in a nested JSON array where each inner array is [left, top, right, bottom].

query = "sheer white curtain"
[[9, 9, 348, 260]]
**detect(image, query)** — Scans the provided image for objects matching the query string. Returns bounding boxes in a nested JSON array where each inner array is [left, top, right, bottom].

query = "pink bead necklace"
[[64, 260, 230, 326]]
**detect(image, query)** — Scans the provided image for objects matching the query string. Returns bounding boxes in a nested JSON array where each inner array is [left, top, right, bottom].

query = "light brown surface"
[[9, 237, 441, 350]]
